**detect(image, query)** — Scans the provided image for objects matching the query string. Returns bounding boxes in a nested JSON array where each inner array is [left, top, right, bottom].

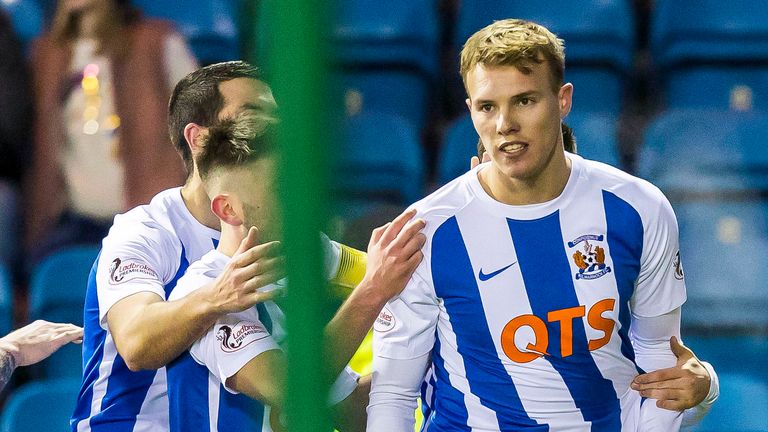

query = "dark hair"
[[168, 61, 262, 175], [477, 122, 577, 157], [196, 110, 277, 181]]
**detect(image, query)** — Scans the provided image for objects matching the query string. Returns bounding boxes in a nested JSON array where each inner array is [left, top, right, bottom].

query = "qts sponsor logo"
[[216, 321, 268, 353], [108, 258, 159, 285], [499, 298, 616, 363]]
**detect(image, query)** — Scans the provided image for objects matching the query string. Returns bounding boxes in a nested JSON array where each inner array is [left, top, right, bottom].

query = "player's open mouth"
[[498, 141, 528, 155]]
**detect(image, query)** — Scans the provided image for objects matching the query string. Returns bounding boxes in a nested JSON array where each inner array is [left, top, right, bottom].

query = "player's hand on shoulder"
[[0, 320, 83, 367], [631, 336, 711, 410], [211, 227, 286, 314], [360, 208, 426, 302]]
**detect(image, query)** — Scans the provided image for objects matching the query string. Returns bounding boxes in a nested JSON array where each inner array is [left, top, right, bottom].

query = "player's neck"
[[181, 173, 220, 230], [216, 225, 243, 257], [479, 152, 572, 205]]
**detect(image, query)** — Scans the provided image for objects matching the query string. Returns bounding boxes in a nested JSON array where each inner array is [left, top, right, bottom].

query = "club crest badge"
[[568, 234, 611, 280]]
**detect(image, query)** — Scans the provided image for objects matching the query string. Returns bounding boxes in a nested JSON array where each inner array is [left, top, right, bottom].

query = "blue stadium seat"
[[330, 0, 440, 130], [0, 0, 43, 50], [638, 110, 768, 192], [652, 0, 768, 110], [454, 0, 634, 113], [0, 378, 80, 432], [676, 201, 768, 329], [683, 336, 768, 431], [0, 264, 11, 337], [28, 246, 99, 378], [334, 111, 424, 218], [437, 112, 620, 185], [132, 0, 239, 64]]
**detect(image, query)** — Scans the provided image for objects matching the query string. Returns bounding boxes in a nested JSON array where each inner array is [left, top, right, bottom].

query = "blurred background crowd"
[[0, 0, 766, 431]]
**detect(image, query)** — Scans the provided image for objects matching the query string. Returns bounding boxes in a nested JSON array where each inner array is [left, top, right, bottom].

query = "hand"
[[0, 320, 83, 367], [470, 151, 491, 170], [209, 227, 286, 314], [631, 336, 711, 410], [360, 209, 426, 303]]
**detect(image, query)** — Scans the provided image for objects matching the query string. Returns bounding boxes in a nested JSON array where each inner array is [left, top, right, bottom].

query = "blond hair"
[[460, 19, 565, 94]]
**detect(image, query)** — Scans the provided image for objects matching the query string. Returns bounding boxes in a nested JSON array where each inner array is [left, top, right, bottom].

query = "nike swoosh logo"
[[478, 262, 517, 281]]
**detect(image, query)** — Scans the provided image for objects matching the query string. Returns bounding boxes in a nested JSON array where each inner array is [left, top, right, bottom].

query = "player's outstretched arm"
[[108, 229, 285, 371], [324, 209, 426, 374], [0, 320, 83, 390]]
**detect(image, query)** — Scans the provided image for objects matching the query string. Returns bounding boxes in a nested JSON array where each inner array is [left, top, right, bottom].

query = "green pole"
[[258, 1, 332, 431]]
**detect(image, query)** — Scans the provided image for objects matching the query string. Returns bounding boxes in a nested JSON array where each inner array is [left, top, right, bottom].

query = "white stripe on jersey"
[[208, 372, 221, 431], [76, 333, 117, 432]]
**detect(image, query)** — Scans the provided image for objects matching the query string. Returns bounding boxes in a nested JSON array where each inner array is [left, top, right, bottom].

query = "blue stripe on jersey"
[[508, 212, 622, 430], [429, 333, 470, 431], [217, 386, 265, 430], [72, 252, 158, 432], [256, 303, 273, 334], [602, 191, 644, 371], [432, 217, 545, 430], [167, 352, 211, 432], [164, 245, 188, 299], [212, 238, 219, 248], [72, 255, 103, 431]]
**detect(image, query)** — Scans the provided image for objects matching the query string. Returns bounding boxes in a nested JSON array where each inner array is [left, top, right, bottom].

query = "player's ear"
[[558, 83, 573, 119], [211, 194, 244, 226], [183, 122, 206, 157]]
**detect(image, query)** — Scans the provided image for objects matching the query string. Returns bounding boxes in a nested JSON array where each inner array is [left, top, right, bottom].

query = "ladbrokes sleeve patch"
[[374, 306, 396, 333], [216, 321, 270, 353], [108, 257, 160, 285]]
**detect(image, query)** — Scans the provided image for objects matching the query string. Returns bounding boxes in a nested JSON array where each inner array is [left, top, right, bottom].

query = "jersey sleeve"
[[189, 308, 280, 394], [373, 268, 439, 360], [631, 195, 687, 317], [95, 223, 177, 327]]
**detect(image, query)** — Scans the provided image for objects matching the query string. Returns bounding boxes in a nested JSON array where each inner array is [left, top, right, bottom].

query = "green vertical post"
[[257, 0, 332, 431]]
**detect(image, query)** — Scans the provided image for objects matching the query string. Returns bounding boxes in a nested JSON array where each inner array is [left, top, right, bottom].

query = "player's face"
[[217, 78, 277, 121], [234, 158, 281, 242], [465, 63, 572, 187]]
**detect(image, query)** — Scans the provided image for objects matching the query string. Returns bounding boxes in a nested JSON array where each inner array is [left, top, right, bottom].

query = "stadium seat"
[[638, 109, 768, 192], [0, 0, 43, 50], [333, 111, 424, 218], [132, 0, 240, 64], [453, 0, 634, 114], [0, 378, 80, 432], [683, 336, 768, 431], [437, 112, 620, 185], [676, 201, 768, 329], [0, 264, 11, 337], [330, 0, 440, 130], [28, 246, 99, 378], [652, 0, 768, 110]]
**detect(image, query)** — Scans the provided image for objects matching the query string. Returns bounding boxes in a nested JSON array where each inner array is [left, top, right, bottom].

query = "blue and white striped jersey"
[[369, 155, 686, 431], [165, 249, 361, 431], [166, 250, 284, 432], [71, 188, 220, 432]]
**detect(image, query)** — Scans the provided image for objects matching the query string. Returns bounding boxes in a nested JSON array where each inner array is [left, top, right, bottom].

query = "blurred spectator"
[[24, 0, 198, 268], [0, 10, 33, 265]]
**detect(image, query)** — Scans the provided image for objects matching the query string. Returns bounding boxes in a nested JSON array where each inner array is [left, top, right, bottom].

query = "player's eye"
[[479, 103, 494, 112], [518, 97, 534, 106]]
